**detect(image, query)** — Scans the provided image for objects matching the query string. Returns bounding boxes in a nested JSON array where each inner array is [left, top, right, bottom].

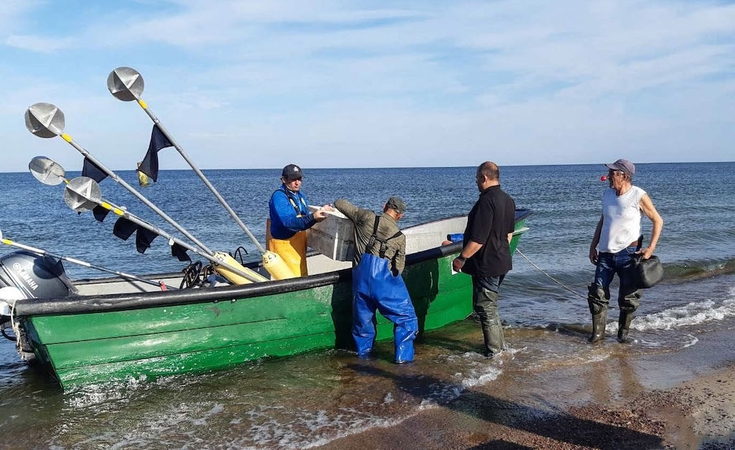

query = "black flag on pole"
[[113, 217, 137, 240], [113, 217, 159, 254], [92, 205, 111, 222], [171, 242, 191, 262], [135, 228, 158, 253], [139, 124, 173, 182], [82, 158, 108, 183], [113, 217, 189, 259]]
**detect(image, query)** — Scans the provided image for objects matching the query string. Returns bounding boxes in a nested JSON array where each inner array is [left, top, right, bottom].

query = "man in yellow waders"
[[267, 164, 328, 277]]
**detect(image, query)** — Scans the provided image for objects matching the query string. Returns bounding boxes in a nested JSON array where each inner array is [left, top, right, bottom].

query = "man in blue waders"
[[334, 196, 418, 364]]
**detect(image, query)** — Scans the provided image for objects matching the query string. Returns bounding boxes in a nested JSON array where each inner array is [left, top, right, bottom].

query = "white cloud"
[[4, 34, 76, 52]]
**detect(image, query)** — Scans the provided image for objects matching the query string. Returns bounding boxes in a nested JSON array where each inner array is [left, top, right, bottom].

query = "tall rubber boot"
[[617, 312, 634, 343], [587, 283, 608, 344], [588, 309, 607, 343], [481, 323, 505, 357], [617, 285, 640, 344], [478, 290, 504, 357]]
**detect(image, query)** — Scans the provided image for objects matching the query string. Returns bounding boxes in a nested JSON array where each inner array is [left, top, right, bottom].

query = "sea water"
[[1, 163, 735, 449]]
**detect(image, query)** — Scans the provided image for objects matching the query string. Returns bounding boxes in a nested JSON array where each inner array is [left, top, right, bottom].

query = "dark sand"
[[316, 324, 735, 450]]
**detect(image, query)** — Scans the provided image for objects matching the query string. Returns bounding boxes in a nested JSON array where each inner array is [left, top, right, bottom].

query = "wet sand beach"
[[316, 323, 735, 450]]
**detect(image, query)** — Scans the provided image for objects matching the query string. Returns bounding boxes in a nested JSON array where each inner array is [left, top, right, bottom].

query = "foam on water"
[[457, 352, 513, 389], [240, 405, 414, 450], [682, 335, 699, 348], [634, 298, 735, 331], [240, 351, 509, 448]]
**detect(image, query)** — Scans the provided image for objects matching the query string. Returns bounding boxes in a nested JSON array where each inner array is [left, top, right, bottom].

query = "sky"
[[1, 0, 734, 173]]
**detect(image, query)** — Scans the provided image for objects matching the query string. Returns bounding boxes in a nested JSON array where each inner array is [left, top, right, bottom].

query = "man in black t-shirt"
[[452, 161, 516, 358]]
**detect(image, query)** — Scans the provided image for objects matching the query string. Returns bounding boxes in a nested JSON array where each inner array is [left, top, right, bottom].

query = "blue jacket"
[[268, 185, 317, 240]]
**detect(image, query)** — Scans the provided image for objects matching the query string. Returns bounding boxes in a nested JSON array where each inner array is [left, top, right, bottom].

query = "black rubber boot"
[[475, 289, 504, 358], [587, 284, 608, 344], [588, 309, 607, 343], [481, 323, 505, 358], [617, 312, 634, 343]]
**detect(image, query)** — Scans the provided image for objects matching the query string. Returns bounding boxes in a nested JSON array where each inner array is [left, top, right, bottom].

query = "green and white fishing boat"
[[0, 212, 530, 390]]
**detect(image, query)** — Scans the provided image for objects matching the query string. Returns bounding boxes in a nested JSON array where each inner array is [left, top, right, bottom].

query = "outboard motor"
[[0, 251, 76, 355], [0, 251, 76, 299]]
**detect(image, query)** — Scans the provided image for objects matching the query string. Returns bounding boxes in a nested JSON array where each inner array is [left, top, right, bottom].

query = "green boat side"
[[18, 211, 531, 389]]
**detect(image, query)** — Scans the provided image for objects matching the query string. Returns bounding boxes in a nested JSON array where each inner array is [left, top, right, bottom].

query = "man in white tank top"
[[587, 159, 663, 344]]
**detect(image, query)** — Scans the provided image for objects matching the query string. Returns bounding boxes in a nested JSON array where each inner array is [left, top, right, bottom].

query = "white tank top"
[[599, 186, 646, 253]]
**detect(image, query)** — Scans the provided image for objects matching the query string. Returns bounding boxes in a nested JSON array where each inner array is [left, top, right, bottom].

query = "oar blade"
[[29, 156, 66, 186], [64, 176, 102, 212], [107, 67, 144, 101], [25, 103, 65, 138]]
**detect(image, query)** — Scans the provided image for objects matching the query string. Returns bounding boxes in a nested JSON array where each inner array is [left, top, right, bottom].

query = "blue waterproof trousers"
[[352, 253, 419, 363]]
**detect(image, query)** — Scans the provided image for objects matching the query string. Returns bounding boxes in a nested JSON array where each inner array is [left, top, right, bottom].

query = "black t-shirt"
[[461, 185, 516, 277]]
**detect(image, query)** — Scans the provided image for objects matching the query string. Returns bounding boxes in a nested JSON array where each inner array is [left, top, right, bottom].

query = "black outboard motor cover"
[[0, 251, 76, 299]]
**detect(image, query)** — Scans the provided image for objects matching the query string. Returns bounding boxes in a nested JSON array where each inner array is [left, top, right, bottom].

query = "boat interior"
[[71, 216, 472, 297]]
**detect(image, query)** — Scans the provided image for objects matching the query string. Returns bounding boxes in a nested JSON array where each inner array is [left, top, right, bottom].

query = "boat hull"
[[16, 211, 531, 389]]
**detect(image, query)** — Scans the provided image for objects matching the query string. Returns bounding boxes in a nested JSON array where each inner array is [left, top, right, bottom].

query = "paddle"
[[29, 157, 267, 284], [24, 103, 265, 284], [0, 229, 173, 290], [106, 67, 294, 280]]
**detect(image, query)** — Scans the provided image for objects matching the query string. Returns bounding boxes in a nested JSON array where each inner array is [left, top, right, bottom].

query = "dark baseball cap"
[[386, 196, 406, 214], [605, 158, 635, 177], [281, 164, 303, 180]]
